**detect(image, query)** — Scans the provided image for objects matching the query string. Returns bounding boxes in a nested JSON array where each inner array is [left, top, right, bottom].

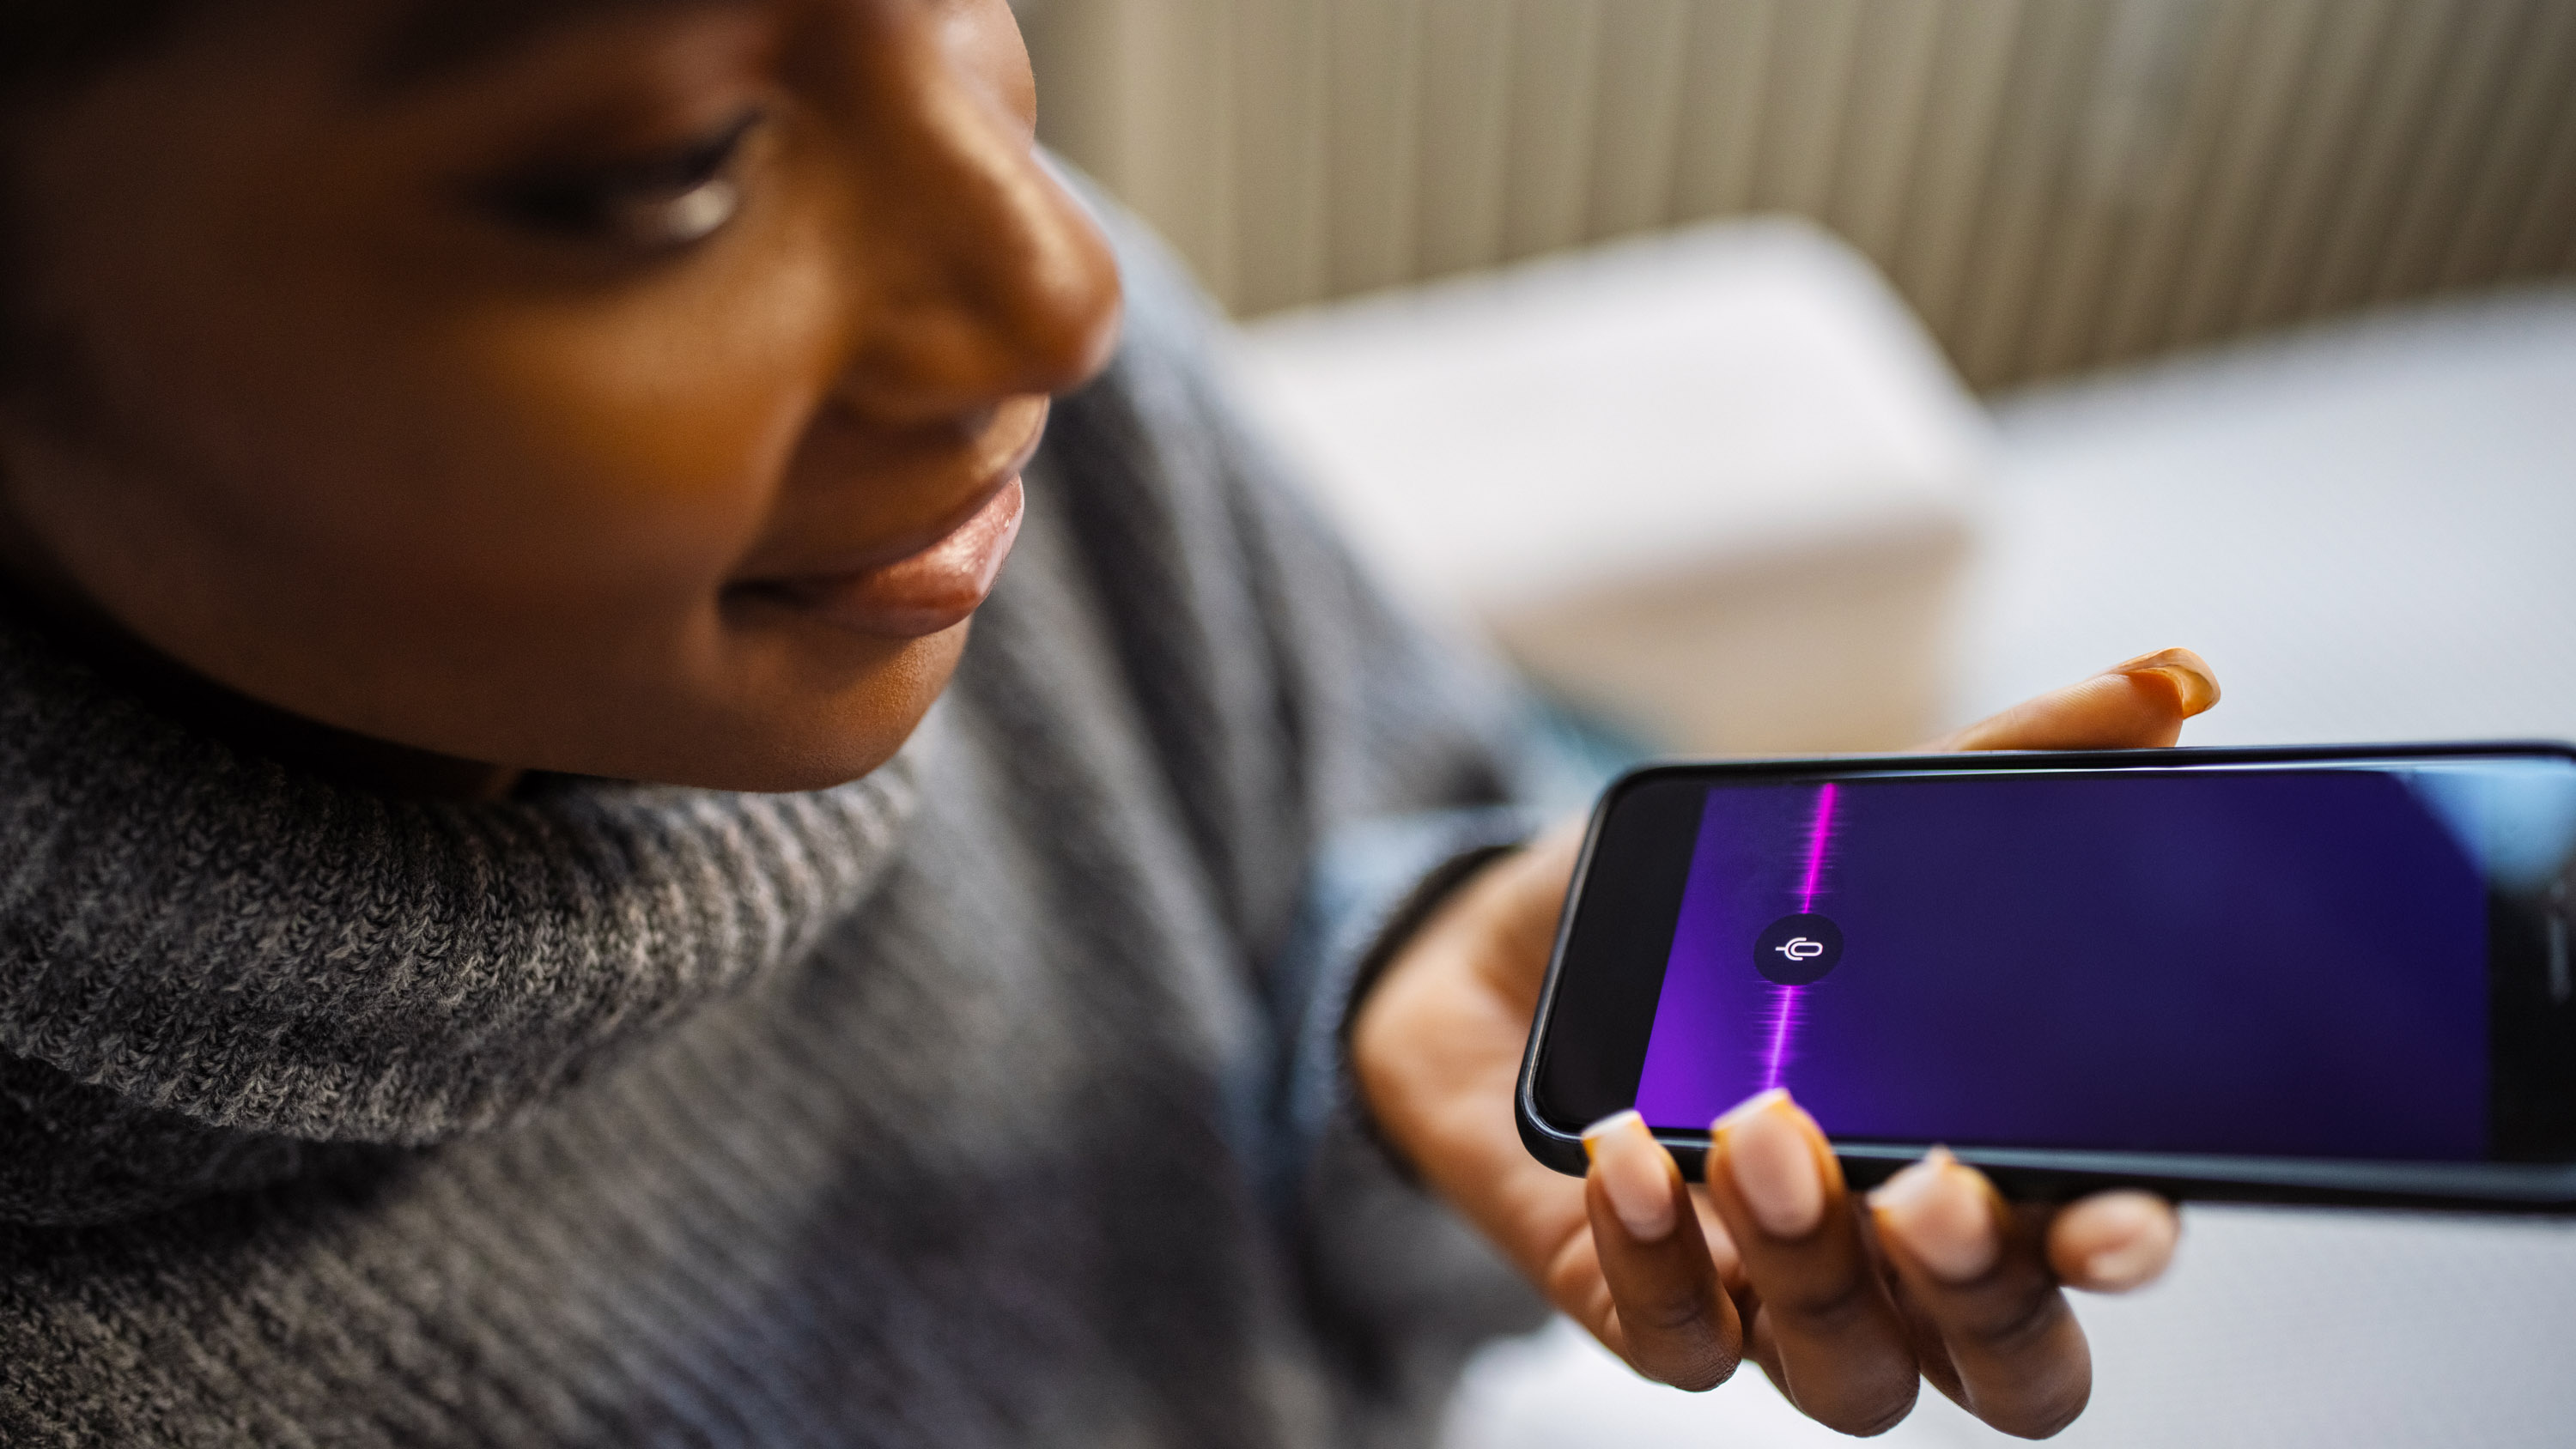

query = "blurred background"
[[1023, 1, 2576, 1443]]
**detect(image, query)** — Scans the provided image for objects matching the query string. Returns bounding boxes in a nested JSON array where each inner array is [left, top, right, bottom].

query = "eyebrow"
[[367, 0, 752, 92]]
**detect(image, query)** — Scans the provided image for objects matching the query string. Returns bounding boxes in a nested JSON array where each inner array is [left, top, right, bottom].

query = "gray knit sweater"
[[0, 219, 1547, 1446]]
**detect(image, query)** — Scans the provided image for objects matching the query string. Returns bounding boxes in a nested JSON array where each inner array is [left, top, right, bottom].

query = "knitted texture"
[[0, 626, 922, 1154], [0, 211, 1546, 1445]]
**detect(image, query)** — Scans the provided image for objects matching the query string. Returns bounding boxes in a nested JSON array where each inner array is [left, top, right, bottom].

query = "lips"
[[733, 475, 1026, 639]]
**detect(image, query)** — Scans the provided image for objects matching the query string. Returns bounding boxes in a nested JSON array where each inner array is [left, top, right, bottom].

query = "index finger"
[[1576, 1111, 1743, 1391]]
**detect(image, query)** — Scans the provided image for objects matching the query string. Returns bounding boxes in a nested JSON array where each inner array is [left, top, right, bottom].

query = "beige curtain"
[[1026, 0, 2576, 389]]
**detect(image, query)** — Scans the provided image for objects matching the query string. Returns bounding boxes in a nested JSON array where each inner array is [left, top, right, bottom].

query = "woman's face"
[[0, 0, 1121, 791]]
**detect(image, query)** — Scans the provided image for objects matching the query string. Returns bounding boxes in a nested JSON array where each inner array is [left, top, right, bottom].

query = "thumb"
[[1928, 648, 2220, 753]]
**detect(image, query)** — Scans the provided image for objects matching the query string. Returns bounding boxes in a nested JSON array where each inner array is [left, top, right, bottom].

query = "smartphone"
[[1516, 743, 2576, 1210]]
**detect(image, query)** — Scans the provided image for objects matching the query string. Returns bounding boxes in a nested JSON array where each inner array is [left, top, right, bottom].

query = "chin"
[[611, 707, 929, 794], [633, 627, 967, 794]]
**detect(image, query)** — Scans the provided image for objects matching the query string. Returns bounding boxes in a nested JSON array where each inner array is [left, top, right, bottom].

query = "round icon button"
[[1753, 913, 1844, 985]]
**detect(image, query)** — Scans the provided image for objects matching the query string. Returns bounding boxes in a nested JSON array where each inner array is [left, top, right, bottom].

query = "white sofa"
[[1231, 217, 1987, 756]]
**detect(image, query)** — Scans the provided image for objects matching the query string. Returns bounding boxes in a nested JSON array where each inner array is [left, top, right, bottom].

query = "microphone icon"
[[1753, 913, 1844, 985]]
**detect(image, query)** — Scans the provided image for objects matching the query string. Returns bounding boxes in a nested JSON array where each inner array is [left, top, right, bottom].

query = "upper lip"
[[729, 418, 1045, 590]]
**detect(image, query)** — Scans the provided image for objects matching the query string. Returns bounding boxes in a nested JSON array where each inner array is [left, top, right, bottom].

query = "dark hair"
[[1, 2, 198, 96], [0, 0, 200, 391]]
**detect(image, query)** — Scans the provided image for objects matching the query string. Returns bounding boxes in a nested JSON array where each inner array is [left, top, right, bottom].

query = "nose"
[[813, 2, 1124, 423]]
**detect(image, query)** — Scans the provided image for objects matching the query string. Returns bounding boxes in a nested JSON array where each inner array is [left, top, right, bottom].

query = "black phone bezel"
[[1514, 741, 2576, 1211]]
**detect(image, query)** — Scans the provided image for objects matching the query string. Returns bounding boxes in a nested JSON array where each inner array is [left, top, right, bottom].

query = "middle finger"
[[1703, 1089, 1922, 1435], [1868, 1149, 2094, 1438]]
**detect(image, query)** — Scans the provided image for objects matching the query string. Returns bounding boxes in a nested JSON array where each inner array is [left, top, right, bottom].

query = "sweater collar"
[[0, 609, 920, 1220]]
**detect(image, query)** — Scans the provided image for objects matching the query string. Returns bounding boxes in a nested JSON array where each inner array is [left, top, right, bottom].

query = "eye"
[[481, 111, 763, 250]]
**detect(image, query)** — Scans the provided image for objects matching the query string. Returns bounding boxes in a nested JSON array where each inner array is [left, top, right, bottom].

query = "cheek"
[[429, 243, 846, 603]]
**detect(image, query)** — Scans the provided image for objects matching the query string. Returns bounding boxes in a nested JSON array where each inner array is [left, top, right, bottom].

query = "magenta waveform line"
[[1766, 782, 1842, 1091], [1759, 985, 1798, 1092], [1797, 780, 1838, 914]]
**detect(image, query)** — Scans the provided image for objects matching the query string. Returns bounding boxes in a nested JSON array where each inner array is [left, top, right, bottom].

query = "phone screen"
[[1628, 759, 2576, 1161]]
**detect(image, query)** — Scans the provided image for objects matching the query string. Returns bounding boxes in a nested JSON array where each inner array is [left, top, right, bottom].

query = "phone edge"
[[1513, 741, 2576, 1213]]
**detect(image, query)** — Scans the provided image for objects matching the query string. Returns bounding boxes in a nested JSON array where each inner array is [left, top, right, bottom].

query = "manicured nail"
[[2071, 1192, 2176, 1290], [2083, 1240, 2164, 1291], [1582, 1110, 1679, 1242], [1868, 1147, 1999, 1283], [2107, 647, 2220, 716], [1713, 1089, 1824, 1240]]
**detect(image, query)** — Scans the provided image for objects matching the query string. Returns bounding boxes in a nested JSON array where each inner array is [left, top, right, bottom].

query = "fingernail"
[[2106, 647, 2220, 716], [1713, 1089, 1824, 1240], [1581, 1110, 1678, 1242], [2074, 1193, 2175, 1290], [1868, 1147, 1999, 1283], [2084, 1239, 2164, 1292]]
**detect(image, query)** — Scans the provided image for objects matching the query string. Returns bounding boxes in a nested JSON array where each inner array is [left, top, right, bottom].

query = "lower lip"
[[746, 477, 1026, 639]]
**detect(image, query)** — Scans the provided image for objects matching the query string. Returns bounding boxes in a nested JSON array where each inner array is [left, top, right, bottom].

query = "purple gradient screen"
[[1632, 770, 2490, 1159]]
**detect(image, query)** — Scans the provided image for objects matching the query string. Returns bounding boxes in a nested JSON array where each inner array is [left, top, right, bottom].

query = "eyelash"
[[483, 111, 765, 250]]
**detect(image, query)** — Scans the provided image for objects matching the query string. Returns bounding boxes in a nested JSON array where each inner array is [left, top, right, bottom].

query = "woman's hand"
[[1351, 649, 2218, 1437]]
